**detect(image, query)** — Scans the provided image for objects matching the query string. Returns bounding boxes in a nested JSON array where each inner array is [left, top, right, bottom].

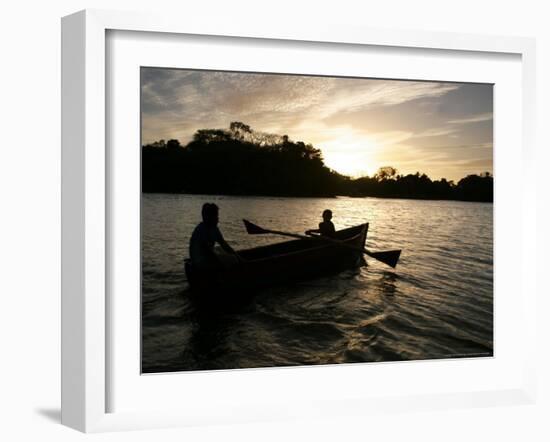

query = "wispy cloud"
[[141, 69, 461, 143], [315, 81, 458, 119], [448, 112, 493, 124], [412, 127, 458, 138]]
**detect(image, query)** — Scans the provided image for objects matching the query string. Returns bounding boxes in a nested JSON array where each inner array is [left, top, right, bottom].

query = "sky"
[[141, 67, 493, 182]]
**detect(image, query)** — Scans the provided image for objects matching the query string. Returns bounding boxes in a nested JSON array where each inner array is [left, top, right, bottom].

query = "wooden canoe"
[[184, 223, 368, 296]]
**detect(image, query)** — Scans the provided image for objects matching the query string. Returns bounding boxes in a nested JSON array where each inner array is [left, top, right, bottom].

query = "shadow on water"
[[185, 314, 231, 370], [175, 288, 257, 371], [182, 266, 384, 370], [143, 261, 410, 372], [379, 271, 399, 296]]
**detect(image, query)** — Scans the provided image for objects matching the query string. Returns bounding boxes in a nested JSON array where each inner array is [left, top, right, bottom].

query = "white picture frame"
[[61, 9, 537, 433]]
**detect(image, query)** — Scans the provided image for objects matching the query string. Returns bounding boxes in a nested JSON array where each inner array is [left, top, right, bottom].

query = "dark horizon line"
[[141, 190, 494, 204]]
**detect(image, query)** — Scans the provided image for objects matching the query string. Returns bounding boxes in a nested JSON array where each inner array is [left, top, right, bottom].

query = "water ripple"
[[141, 194, 493, 372]]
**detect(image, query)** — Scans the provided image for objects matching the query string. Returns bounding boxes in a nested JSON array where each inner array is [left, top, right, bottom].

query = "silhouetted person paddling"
[[306, 209, 336, 238], [189, 203, 239, 271]]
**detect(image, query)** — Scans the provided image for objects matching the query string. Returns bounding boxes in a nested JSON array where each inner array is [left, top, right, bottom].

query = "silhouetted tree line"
[[348, 167, 493, 202], [142, 123, 493, 202]]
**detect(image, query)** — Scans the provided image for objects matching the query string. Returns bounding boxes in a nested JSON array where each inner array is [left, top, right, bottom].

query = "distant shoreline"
[[141, 190, 494, 203]]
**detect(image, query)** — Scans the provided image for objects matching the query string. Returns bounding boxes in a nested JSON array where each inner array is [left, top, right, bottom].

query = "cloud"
[[141, 68, 461, 144], [412, 127, 458, 138], [448, 112, 493, 124], [458, 158, 493, 169], [316, 81, 458, 119], [412, 142, 493, 151]]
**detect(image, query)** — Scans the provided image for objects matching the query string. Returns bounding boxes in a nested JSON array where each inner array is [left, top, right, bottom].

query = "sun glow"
[[317, 130, 403, 178], [320, 140, 373, 177]]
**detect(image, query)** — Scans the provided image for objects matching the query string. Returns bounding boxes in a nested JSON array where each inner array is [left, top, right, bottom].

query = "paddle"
[[243, 219, 401, 268]]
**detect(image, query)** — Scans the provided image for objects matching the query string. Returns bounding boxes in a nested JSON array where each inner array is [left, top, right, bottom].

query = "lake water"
[[141, 193, 493, 373]]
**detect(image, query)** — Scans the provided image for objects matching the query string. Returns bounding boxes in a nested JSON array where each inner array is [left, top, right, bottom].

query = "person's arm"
[[218, 237, 236, 255], [215, 228, 239, 256], [306, 223, 322, 235]]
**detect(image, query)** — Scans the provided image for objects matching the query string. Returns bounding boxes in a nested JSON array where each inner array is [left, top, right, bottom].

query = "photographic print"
[[140, 67, 493, 373]]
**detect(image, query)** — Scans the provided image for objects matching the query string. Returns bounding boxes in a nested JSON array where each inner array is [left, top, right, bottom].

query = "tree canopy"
[[142, 122, 493, 202]]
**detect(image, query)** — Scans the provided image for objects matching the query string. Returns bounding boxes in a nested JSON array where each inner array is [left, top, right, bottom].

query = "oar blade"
[[243, 219, 268, 235], [368, 249, 401, 268]]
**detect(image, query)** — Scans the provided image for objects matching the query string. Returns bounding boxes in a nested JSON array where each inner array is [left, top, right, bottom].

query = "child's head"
[[322, 209, 333, 221]]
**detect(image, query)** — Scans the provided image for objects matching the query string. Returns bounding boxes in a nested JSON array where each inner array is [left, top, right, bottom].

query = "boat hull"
[[185, 223, 368, 296]]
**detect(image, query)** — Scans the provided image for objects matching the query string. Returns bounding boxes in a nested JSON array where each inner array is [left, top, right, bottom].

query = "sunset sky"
[[141, 68, 493, 182]]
